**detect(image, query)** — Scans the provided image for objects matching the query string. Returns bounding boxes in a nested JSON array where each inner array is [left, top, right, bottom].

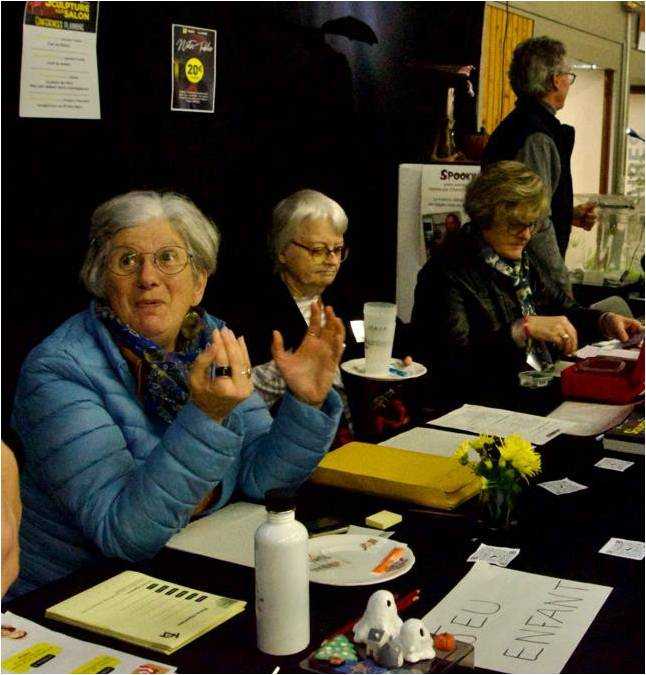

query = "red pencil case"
[[561, 346, 644, 404]]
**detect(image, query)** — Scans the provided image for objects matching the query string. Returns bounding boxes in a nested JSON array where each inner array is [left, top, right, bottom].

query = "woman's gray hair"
[[508, 36, 567, 98], [80, 190, 220, 298], [465, 161, 549, 226], [269, 189, 348, 270]]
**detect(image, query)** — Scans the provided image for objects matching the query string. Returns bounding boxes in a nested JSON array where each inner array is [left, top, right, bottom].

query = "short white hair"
[[80, 190, 219, 298], [269, 189, 348, 270]]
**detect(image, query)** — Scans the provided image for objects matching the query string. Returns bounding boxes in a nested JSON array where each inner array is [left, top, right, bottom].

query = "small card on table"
[[599, 538, 645, 560], [538, 477, 588, 495], [467, 543, 520, 567], [594, 457, 634, 472]]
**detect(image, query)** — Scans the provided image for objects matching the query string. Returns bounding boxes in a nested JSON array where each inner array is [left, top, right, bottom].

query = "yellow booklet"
[[45, 571, 246, 655], [310, 442, 480, 510]]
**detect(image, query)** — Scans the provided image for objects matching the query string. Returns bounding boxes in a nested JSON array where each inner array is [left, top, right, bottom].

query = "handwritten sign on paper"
[[422, 562, 612, 673]]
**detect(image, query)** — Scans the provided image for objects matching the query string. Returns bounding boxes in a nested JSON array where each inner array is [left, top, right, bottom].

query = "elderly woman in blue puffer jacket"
[[10, 190, 345, 598]]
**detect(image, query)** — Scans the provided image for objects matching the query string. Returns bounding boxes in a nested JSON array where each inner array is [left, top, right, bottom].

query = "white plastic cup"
[[363, 302, 397, 376]]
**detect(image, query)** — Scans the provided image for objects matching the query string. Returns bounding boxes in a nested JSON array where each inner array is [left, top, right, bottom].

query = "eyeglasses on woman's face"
[[107, 245, 193, 276], [290, 240, 349, 264], [504, 219, 546, 237], [559, 71, 576, 85]]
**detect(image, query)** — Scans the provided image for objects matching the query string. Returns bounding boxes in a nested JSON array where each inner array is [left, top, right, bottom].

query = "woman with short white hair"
[[10, 189, 345, 598], [242, 189, 356, 411]]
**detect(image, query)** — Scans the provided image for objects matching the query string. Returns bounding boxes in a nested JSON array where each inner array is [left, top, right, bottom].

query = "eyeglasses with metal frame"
[[290, 240, 349, 263], [107, 245, 193, 276]]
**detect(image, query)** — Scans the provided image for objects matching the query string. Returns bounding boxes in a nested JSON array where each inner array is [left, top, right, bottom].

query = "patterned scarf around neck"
[[476, 229, 553, 371], [96, 302, 211, 424]]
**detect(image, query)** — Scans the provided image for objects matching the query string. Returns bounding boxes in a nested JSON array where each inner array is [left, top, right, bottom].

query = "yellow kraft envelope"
[[310, 442, 480, 510]]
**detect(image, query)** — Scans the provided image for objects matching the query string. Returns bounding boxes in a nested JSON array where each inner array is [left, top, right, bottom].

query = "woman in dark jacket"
[[411, 161, 640, 408]]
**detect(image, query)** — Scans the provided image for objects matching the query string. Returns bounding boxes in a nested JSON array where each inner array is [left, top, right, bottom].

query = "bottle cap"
[[265, 488, 296, 513]]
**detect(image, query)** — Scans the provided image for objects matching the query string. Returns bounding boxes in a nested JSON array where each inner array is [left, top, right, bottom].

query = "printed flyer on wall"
[[420, 164, 479, 260], [1, 612, 175, 674], [19, 1, 100, 119], [171, 24, 216, 113]]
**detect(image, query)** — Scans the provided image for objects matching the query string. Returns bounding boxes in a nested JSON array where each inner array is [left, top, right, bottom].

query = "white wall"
[[559, 69, 606, 194]]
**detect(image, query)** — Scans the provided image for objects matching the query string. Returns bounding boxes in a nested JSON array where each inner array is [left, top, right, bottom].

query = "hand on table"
[[189, 327, 253, 423], [599, 313, 644, 343], [573, 202, 597, 231], [525, 315, 578, 355], [272, 302, 345, 408]]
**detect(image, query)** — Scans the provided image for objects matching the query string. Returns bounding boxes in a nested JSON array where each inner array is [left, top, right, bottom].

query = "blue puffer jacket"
[[10, 304, 342, 598]]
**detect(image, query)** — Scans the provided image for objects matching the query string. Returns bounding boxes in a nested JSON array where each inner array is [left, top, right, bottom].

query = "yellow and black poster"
[[171, 24, 216, 113]]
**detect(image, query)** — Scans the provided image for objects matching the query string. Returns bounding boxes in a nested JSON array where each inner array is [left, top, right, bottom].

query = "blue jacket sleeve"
[[13, 352, 247, 562], [232, 389, 343, 502]]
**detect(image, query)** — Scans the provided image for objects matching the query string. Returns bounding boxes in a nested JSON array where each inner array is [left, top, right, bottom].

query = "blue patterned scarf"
[[474, 227, 553, 370], [96, 303, 211, 424]]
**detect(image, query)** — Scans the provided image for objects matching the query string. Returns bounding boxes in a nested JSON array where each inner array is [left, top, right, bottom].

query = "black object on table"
[[4, 433, 644, 674]]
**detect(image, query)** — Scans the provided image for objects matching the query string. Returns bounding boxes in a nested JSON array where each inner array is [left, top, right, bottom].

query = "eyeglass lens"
[[108, 246, 190, 275]]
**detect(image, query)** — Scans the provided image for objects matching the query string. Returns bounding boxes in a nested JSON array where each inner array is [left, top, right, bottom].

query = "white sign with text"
[[422, 562, 612, 673]]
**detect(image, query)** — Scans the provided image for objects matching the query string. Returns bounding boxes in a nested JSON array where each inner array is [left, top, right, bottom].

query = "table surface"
[[4, 409, 645, 674]]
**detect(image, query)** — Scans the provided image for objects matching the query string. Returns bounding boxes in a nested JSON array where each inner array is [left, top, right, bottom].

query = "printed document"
[[1, 611, 174, 673], [547, 401, 634, 436], [422, 562, 612, 673], [428, 404, 577, 445], [381, 426, 477, 457]]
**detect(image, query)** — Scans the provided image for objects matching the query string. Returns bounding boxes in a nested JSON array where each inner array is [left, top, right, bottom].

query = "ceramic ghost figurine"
[[352, 590, 403, 644], [395, 618, 436, 662]]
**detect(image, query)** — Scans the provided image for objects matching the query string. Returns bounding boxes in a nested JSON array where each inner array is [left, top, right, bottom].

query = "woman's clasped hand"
[[189, 328, 254, 423]]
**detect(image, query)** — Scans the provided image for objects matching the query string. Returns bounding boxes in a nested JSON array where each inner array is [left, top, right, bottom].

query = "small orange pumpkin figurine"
[[433, 632, 456, 652]]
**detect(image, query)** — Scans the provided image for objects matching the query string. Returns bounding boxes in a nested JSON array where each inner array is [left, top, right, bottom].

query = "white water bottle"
[[255, 489, 310, 655]]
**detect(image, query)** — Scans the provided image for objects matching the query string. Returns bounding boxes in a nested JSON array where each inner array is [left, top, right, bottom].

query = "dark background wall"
[[1, 1, 484, 438]]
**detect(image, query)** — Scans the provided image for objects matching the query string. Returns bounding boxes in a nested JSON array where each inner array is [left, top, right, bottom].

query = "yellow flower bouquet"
[[453, 434, 541, 529]]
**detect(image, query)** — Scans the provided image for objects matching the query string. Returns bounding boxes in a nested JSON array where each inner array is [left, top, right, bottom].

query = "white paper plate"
[[340, 358, 427, 382], [308, 534, 415, 586]]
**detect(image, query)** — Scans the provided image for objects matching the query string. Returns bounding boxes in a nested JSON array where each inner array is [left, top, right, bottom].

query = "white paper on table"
[[538, 478, 588, 495], [428, 404, 578, 445], [467, 544, 520, 567], [346, 525, 394, 538], [547, 401, 635, 436], [0, 612, 174, 673], [575, 344, 640, 361], [422, 562, 612, 673], [166, 501, 265, 567], [594, 457, 634, 472], [599, 538, 645, 560], [19, 5, 100, 119], [380, 426, 477, 457]]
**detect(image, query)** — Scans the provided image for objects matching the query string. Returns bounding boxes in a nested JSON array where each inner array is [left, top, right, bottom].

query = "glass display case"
[[566, 194, 645, 285]]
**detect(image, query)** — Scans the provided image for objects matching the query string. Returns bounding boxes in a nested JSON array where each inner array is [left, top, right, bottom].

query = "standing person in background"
[[482, 36, 597, 295]]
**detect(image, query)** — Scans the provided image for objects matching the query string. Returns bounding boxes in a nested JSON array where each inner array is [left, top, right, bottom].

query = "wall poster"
[[420, 164, 479, 260], [19, 1, 100, 119], [171, 24, 216, 113]]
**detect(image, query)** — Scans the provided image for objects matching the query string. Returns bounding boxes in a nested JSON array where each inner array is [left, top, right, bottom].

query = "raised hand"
[[525, 315, 579, 355], [272, 302, 345, 408], [188, 327, 253, 422]]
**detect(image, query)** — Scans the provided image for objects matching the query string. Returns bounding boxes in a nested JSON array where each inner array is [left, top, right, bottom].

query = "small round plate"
[[340, 357, 427, 382], [308, 534, 415, 586]]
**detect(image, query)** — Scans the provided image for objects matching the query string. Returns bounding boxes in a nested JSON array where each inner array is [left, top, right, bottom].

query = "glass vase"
[[480, 486, 516, 531]]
